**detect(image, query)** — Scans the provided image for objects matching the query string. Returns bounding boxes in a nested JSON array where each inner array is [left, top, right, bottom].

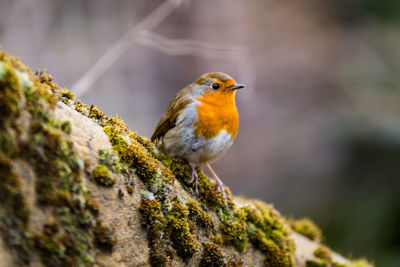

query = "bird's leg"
[[187, 162, 199, 196], [205, 163, 228, 210]]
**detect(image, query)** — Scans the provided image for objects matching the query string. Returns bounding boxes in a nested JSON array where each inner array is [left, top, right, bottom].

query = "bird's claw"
[[215, 179, 228, 210], [216, 184, 223, 194], [188, 164, 199, 196]]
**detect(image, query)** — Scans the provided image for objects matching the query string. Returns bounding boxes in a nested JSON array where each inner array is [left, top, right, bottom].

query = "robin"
[[151, 72, 245, 209]]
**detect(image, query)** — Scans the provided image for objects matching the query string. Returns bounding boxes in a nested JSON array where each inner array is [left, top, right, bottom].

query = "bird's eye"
[[212, 83, 220, 90]]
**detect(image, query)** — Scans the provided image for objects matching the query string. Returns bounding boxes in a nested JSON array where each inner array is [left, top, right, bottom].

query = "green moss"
[[157, 154, 234, 212], [126, 185, 134, 194], [0, 125, 18, 157], [350, 258, 372, 267], [103, 125, 174, 189], [187, 199, 215, 233], [314, 246, 331, 259], [289, 217, 322, 242], [74, 100, 90, 117], [239, 199, 295, 266], [228, 258, 246, 266], [0, 153, 31, 263], [98, 149, 122, 173], [53, 190, 73, 207], [170, 199, 189, 218], [0, 49, 109, 266], [43, 221, 60, 236], [0, 154, 30, 228], [89, 105, 104, 121], [60, 120, 72, 134], [93, 221, 117, 250], [0, 53, 31, 74], [200, 242, 225, 267], [0, 62, 23, 157], [211, 234, 223, 245], [220, 208, 248, 252], [246, 224, 293, 266], [61, 89, 75, 100], [166, 201, 199, 259], [32, 233, 65, 266], [167, 215, 199, 259], [306, 246, 350, 267], [305, 246, 331, 267], [139, 198, 170, 266], [93, 164, 115, 187], [0, 62, 22, 125], [306, 259, 329, 267], [138, 196, 203, 264], [161, 157, 229, 211]]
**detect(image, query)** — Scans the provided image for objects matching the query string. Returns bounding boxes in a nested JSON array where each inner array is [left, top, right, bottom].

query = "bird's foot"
[[215, 177, 228, 210], [188, 163, 199, 196], [205, 163, 229, 211]]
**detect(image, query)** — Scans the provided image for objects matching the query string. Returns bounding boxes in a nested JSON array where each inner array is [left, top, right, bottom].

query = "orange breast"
[[194, 91, 239, 139]]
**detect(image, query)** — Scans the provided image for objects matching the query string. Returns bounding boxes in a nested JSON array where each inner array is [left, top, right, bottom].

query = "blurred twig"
[[137, 30, 245, 58], [136, 30, 255, 97], [72, 0, 255, 98], [72, 0, 186, 97]]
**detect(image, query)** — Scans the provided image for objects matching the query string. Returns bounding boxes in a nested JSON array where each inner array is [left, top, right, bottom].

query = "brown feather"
[[151, 88, 193, 142]]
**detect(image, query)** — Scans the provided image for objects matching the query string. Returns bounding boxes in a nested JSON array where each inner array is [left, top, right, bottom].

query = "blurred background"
[[1, 0, 399, 265]]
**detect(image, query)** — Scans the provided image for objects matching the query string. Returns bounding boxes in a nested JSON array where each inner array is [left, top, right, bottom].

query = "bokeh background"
[[1, 0, 399, 265]]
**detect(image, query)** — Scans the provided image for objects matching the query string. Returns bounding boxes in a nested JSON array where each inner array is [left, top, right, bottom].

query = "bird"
[[151, 72, 245, 209]]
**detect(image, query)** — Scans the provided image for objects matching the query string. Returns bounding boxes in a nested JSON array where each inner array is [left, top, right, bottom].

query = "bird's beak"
[[229, 83, 245, 90]]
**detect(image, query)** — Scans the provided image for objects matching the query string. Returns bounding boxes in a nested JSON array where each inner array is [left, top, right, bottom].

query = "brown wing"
[[151, 114, 174, 142], [151, 90, 193, 142]]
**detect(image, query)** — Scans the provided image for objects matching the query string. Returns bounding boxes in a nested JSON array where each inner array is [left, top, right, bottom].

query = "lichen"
[[289, 217, 322, 242]]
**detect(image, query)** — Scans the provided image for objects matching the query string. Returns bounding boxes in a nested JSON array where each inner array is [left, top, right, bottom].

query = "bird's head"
[[190, 72, 245, 98]]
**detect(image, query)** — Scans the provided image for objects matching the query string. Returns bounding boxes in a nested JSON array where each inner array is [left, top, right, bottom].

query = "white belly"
[[160, 102, 234, 164]]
